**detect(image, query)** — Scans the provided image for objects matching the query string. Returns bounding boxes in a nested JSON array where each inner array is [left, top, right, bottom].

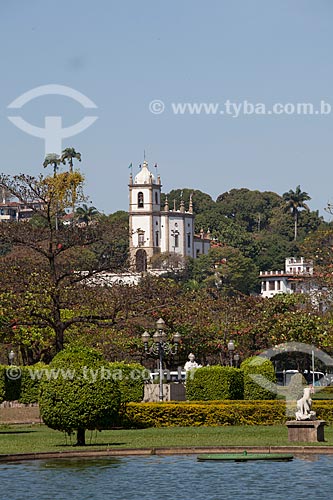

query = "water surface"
[[0, 454, 332, 500]]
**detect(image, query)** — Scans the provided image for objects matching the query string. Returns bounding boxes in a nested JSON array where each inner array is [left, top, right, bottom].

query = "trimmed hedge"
[[241, 356, 277, 400], [123, 401, 286, 428], [0, 366, 5, 404], [186, 366, 244, 401], [0, 363, 47, 404], [123, 400, 333, 428], [109, 361, 147, 403]]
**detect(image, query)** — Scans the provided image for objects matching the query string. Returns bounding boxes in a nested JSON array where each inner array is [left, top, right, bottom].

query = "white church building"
[[129, 161, 210, 272]]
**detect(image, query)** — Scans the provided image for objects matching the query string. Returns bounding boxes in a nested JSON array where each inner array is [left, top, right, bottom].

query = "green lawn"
[[1, 424, 333, 455]]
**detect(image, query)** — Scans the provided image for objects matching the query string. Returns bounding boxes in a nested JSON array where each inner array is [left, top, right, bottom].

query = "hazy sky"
[[1, 1, 332, 216]]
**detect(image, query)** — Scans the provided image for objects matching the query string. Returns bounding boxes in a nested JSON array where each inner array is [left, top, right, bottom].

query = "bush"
[[1, 363, 47, 403], [123, 401, 286, 428], [19, 363, 48, 403], [109, 361, 147, 403], [0, 366, 5, 404], [39, 347, 121, 445], [241, 356, 276, 400], [122, 400, 333, 428], [186, 366, 244, 401]]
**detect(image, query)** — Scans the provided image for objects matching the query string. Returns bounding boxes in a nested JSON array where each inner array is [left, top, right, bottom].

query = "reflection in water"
[[41, 458, 121, 470], [1, 454, 333, 500]]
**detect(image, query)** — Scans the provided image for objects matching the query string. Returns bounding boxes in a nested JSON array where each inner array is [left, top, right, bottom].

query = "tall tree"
[[60, 148, 82, 215], [282, 185, 311, 240], [0, 165, 121, 353]]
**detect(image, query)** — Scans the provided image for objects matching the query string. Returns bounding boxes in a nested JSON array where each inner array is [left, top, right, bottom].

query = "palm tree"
[[43, 153, 61, 230], [43, 153, 61, 177], [76, 203, 99, 226], [283, 185, 311, 240], [60, 148, 81, 215], [60, 148, 81, 173]]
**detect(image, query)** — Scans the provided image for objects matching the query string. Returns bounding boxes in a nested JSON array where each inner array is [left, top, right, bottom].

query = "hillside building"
[[260, 257, 313, 298], [129, 161, 210, 272]]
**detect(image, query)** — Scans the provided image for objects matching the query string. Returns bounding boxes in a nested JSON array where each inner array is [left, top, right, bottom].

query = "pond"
[[0, 454, 332, 500]]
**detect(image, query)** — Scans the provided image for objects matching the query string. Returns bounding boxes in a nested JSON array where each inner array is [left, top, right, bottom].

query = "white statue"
[[295, 386, 316, 421], [184, 353, 201, 372]]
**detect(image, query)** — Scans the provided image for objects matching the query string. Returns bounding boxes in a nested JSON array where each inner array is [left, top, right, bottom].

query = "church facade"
[[129, 161, 210, 272]]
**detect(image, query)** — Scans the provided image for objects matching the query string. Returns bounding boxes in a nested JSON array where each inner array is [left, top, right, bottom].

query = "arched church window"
[[155, 192, 158, 204], [138, 192, 144, 208], [138, 231, 145, 246]]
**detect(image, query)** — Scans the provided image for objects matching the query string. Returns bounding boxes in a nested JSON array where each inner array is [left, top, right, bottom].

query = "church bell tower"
[[129, 161, 162, 272]]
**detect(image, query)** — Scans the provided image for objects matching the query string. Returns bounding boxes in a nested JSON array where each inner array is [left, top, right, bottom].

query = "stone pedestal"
[[143, 383, 186, 402], [286, 420, 326, 442]]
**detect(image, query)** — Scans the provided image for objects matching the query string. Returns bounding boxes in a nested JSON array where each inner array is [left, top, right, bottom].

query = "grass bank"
[[1, 424, 333, 455]]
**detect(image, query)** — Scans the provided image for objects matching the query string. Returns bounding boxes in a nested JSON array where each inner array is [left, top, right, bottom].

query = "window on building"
[[155, 231, 159, 247], [138, 192, 144, 208], [174, 234, 179, 248], [269, 281, 275, 291], [138, 232, 145, 246], [277, 280, 281, 290], [155, 192, 158, 204], [262, 281, 267, 291], [187, 233, 191, 248], [196, 249, 200, 257]]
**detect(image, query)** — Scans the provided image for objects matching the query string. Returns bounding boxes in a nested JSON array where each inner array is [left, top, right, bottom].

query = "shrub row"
[[0, 361, 145, 404], [124, 401, 287, 427], [123, 400, 333, 428], [0, 364, 46, 404]]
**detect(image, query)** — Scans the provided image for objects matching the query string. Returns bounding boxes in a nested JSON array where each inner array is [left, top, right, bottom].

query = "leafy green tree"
[[0, 166, 132, 353], [216, 188, 282, 232], [39, 347, 121, 445], [161, 188, 215, 215], [189, 246, 259, 295], [282, 185, 311, 240]]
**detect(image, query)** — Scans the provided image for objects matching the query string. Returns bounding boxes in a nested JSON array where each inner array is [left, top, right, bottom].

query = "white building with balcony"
[[260, 257, 313, 298]]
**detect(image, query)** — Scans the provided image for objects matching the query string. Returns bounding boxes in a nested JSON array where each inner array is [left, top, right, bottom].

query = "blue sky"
[[1, 0, 332, 216]]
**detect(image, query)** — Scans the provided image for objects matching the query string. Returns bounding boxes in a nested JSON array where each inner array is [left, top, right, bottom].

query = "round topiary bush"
[[186, 366, 244, 401], [39, 347, 121, 445], [109, 361, 147, 403], [241, 356, 277, 400]]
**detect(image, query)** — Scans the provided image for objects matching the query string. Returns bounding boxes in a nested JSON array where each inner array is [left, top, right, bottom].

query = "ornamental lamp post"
[[228, 340, 235, 367], [142, 318, 181, 402], [234, 353, 240, 368]]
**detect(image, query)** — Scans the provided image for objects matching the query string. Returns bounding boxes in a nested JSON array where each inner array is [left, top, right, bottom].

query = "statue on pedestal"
[[295, 386, 316, 421]]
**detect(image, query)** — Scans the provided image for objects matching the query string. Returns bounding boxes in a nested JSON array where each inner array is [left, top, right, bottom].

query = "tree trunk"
[[55, 324, 64, 352], [294, 211, 298, 241], [76, 428, 86, 446]]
